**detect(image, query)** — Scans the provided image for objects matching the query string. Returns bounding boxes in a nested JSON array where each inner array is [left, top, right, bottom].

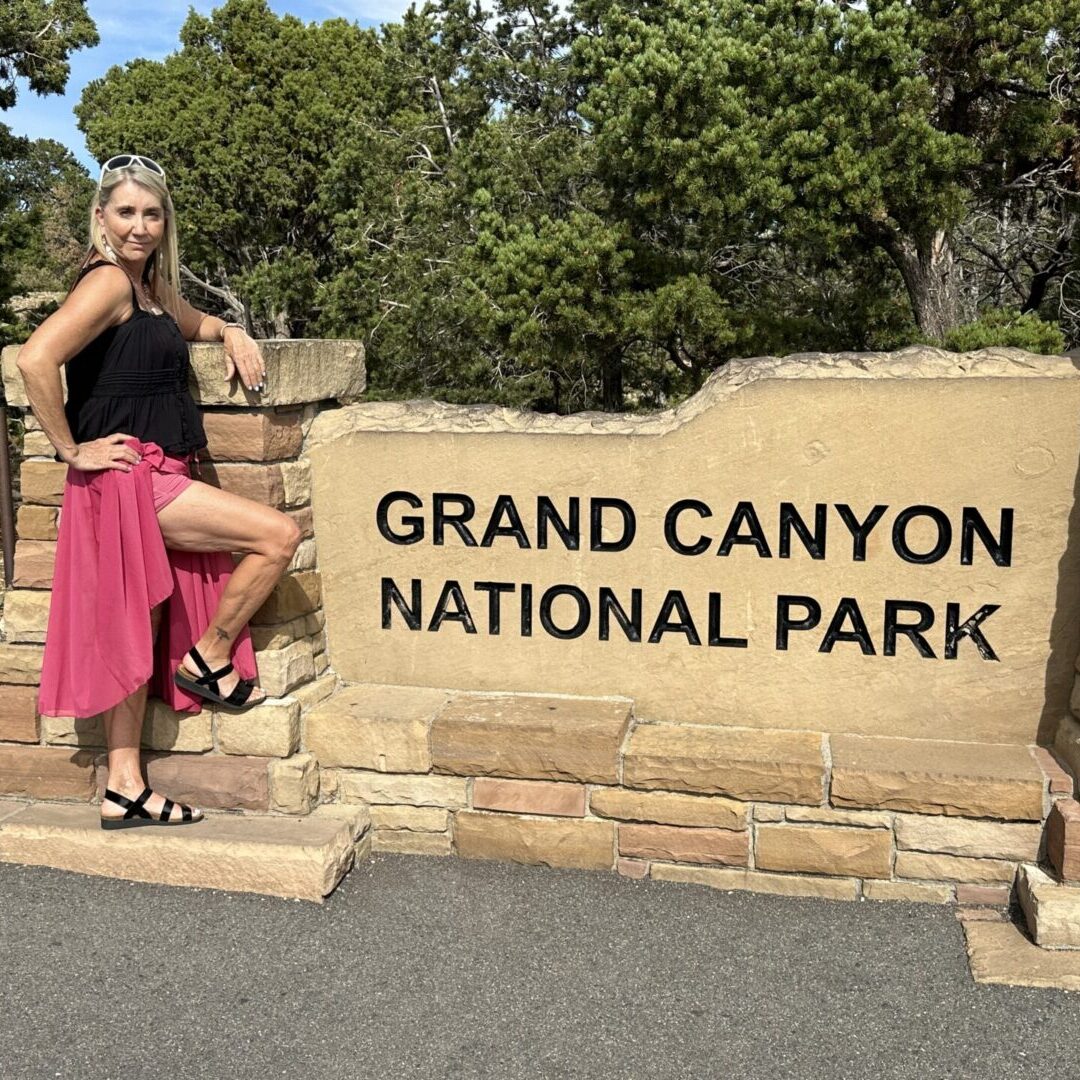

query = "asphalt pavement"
[[1, 853, 1078, 1079]]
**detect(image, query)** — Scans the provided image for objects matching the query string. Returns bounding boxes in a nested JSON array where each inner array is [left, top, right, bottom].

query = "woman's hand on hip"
[[222, 326, 267, 393], [67, 433, 141, 472]]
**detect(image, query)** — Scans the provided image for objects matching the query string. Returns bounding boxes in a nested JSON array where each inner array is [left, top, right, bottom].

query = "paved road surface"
[[1, 854, 1078, 1078]]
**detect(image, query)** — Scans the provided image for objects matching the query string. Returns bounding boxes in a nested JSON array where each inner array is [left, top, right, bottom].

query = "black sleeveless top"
[[55, 260, 208, 462]]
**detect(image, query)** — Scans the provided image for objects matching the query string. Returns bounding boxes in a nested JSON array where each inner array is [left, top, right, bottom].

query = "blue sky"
[[7, 1, 420, 172]]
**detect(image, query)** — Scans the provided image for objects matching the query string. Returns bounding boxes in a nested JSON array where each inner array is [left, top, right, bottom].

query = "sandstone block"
[[955, 884, 1012, 906], [291, 673, 338, 713], [13, 540, 55, 588], [372, 830, 452, 856], [250, 615, 308, 652], [893, 814, 1041, 861], [288, 505, 314, 540], [41, 714, 105, 748], [268, 752, 319, 814], [370, 805, 449, 832], [454, 810, 614, 870], [94, 752, 270, 811], [201, 410, 303, 462], [1031, 746, 1074, 795], [473, 778, 585, 817], [623, 723, 824, 804], [784, 806, 892, 828], [830, 735, 1044, 820], [185, 339, 366, 408], [756, 824, 892, 879], [335, 770, 468, 808], [19, 461, 65, 505], [304, 684, 448, 771], [753, 805, 786, 823], [1046, 799, 1080, 883], [140, 698, 214, 752], [15, 504, 58, 541], [0, 643, 44, 684], [617, 858, 649, 879], [431, 693, 631, 783], [196, 462, 285, 508], [964, 919, 1080, 990], [3, 589, 51, 643], [894, 851, 1017, 884], [217, 697, 300, 758], [0, 801, 358, 903], [21, 430, 55, 457], [862, 880, 953, 903], [254, 639, 315, 698], [1054, 716, 1080, 793], [589, 787, 747, 829], [253, 571, 322, 624], [288, 539, 317, 573], [314, 652, 328, 676], [650, 862, 859, 901], [1018, 864, 1080, 949], [0, 745, 97, 799], [618, 823, 748, 865], [0, 685, 39, 742], [280, 459, 311, 508]]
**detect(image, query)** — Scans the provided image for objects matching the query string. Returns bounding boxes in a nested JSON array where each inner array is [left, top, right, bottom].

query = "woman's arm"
[[174, 296, 266, 393], [16, 267, 136, 465]]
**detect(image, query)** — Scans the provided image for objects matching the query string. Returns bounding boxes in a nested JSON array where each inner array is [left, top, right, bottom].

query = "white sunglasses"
[[99, 154, 167, 184]]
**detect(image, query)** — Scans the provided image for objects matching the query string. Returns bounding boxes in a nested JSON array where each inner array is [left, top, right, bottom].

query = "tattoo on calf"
[[215, 625, 231, 642]]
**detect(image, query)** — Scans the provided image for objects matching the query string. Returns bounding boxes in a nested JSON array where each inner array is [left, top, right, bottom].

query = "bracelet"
[[218, 321, 244, 341]]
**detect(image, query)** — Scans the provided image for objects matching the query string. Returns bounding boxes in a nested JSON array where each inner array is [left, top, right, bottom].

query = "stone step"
[[0, 799, 370, 903], [1017, 863, 1080, 949]]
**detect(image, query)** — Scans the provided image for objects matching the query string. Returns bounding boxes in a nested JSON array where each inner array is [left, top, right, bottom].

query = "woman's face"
[[95, 179, 166, 264]]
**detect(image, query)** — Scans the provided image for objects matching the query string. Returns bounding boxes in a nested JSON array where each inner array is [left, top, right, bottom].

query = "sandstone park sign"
[[306, 347, 1080, 747]]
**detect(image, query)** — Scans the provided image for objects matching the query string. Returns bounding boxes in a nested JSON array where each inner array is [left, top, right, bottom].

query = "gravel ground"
[[1, 853, 1078, 1079]]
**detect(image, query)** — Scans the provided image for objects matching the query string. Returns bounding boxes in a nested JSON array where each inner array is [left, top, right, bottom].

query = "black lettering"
[[883, 600, 936, 658], [648, 590, 701, 645], [961, 507, 1013, 567], [779, 502, 826, 559], [433, 493, 478, 546], [835, 504, 888, 561], [664, 499, 712, 556], [376, 491, 424, 545], [718, 501, 771, 557], [776, 595, 821, 650], [537, 496, 580, 550], [381, 577, 421, 630], [590, 498, 636, 552], [944, 602, 1000, 660], [893, 505, 952, 564], [598, 587, 642, 642], [708, 592, 748, 648], [474, 581, 515, 634], [819, 597, 875, 655], [540, 585, 591, 639], [521, 582, 533, 637], [428, 580, 477, 632], [480, 495, 531, 548]]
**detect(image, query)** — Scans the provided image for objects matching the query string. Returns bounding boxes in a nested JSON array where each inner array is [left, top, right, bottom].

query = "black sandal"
[[174, 644, 265, 711], [100, 786, 203, 830]]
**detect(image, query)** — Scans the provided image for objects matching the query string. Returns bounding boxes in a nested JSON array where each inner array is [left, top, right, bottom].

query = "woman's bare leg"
[[155, 480, 302, 704], [100, 602, 201, 822]]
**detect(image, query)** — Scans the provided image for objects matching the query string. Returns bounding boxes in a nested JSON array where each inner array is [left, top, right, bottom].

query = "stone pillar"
[[0, 338, 364, 812]]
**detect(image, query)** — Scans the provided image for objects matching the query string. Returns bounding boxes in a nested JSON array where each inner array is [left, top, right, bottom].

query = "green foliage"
[[941, 309, 1066, 355]]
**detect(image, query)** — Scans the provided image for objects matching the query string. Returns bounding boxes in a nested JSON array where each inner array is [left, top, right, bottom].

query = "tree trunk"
[[886, 229, 968, 339], [601, 349, 623, 412]]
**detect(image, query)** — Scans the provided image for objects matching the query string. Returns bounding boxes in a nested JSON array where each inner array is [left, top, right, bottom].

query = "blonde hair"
[[78, 160, 182, 318]]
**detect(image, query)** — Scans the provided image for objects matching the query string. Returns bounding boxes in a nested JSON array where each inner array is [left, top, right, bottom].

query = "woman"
[[16, 154, 302, 830]]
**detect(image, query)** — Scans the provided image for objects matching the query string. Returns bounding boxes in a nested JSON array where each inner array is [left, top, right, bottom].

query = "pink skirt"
[[37, 437, 259, 718]]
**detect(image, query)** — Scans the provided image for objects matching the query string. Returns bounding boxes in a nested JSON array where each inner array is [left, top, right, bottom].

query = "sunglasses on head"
[[99, 154, 167, 184]]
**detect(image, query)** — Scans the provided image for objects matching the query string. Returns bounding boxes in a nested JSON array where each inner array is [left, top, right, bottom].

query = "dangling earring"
[[103, 239, 116, 261]]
